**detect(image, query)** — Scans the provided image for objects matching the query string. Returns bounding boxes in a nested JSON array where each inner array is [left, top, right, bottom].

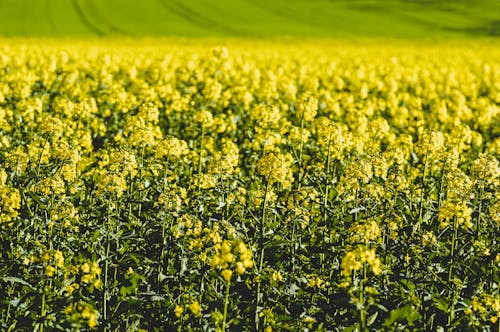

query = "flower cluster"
[[0, 40, 498, 331], [210, 239, 254, 282]]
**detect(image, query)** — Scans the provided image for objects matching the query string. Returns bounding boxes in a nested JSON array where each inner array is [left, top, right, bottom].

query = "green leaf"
[[120, 286, 131, 297], [367, 312, 378, 327], [383, 305, 418, 327], [149, 295, 165, 302], [434, 297, 449, 313], [158, 272, 167, 282], [1, 277, 34, 289], [286, 283, 300, 295], [400, 279, 416, 291], [343, 324, 358, 332]]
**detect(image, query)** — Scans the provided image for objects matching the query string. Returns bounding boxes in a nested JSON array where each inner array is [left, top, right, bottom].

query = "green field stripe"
[[84, 0, 131, 36], [96, 0, 208, 36], [46, 0, 95, 36], [258, 0, 449, 38], [241, 0, 329, 34], [345, 1, 476, 32], [44, 0, 59, 34], [155, 0, 216, 31], [17, 0, 57, 36], [155, 0, 241, 35], [243, 0, 359, 37], [0, 0, 27, 36], [0, 0, 499, 38], [182, 0, 321, 37], [71, 0, 106, 36], [20, 0, 27, 36]]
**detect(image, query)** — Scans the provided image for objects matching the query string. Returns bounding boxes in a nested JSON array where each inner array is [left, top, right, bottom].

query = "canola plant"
[[0, 40, 499, 331]]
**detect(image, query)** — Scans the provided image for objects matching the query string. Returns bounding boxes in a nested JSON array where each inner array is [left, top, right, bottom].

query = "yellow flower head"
[[296, 95, 318, 122], [174, 305, 184, 318], [189, 301, 201, 315], [256, 152, 292, 185]]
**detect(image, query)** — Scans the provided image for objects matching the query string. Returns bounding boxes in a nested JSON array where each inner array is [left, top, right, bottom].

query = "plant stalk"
[[222, 281, 231, 331]]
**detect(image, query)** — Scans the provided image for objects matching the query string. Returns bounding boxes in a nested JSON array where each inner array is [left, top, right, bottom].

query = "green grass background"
[[0, 0, 499, 38]]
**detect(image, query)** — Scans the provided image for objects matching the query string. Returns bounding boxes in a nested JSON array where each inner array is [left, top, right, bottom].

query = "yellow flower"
[[81, 274, 92, 284], [45, 265, 56, 277], [81, 262, 90, 274], [256, 152, 292, 185], [341, 246, 382, 277], [470, 153, 499, 187], [251, 104, 281, 128], [93, 279, 102, 289], [64, 303, 74, 315], [81, 305, 98, 328], [195, 173, 217, 189], [271, 271, 283, 283], [235, 262, 246, 275], [222, 253, 235, 264], [90, 262, 101, 276], [66, 283, 80, 295], [221, 269, 233, 282], [189, 301, 201, 315], [0, 169, 7, 185], [296, 95, 318, 122], [156, 136, 189, 160], [349, 219, 381, 244], [174, 305, 184, 318], [54, 250, 64, 268], [210, 255, 222, 269], [41, 252, 50, 262], [242, 258, 254, 268], [338, 281, 350, 288], [194, 110, 214, 128], [422, 231, 437, 246], [221, 241, 232, 254]]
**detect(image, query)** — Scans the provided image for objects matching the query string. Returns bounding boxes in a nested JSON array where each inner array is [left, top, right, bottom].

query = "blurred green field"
[[0, 0, 499, 38]]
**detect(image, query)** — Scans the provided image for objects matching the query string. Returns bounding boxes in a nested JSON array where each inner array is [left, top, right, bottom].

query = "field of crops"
[[0, 40, 499, 331], [0, 0, 499, 38]]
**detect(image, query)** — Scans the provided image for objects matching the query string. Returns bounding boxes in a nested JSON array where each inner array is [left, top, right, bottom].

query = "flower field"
[[0, 40, 499, 331]]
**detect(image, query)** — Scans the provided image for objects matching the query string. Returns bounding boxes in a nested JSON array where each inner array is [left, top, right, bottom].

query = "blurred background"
[[0, 0, 498, 39]]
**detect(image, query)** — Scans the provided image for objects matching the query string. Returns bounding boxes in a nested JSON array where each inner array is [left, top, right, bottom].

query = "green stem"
[[103, 241, 110, 324], [359, 263, 367, 331], [438, 162, 447, 211], [475, 187, 483, 241], [290, 216, 296, 273], [157, 225, 165, 290], [5, 283, 15, 325], [259, 177, 271, 260], [138, 145, 145, 217], [298, 117, 305, 189], [222, 281, 231, 331], [418, 155, 428, 223], [447, 287, 459, 331], [323, 138, 332, 226], [40, 282, 46, 332], [36, 134, 51, 178], [255, 177, 271, 331], [448, 217, 458, 283], [39, 279, 53, 332], [103, 200, 112, 329], [198, 125, 205, 179]]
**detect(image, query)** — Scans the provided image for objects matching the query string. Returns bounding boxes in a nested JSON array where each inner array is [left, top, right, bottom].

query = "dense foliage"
[[0, 41, 499, 331]]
